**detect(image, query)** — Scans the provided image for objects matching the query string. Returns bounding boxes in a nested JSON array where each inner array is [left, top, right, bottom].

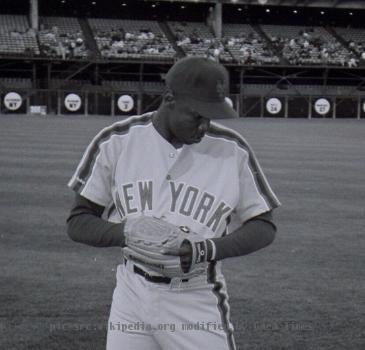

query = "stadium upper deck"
[[0, 14, 364, 68]]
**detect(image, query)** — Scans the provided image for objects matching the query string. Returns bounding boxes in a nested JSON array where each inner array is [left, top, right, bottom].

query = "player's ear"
[[163, 88, 175, 108]]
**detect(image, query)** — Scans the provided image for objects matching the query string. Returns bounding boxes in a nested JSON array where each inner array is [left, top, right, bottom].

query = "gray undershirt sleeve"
[[66, 193, 125, 247], [212, 212, 277, 261]]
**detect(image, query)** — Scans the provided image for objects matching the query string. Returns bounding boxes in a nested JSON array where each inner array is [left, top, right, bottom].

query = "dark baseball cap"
[[165, 56, 238, 119]]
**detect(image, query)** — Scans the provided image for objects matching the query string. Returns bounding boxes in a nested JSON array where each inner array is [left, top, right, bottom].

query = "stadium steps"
[[325, 26, 364, 66], [325, 26, 351, 49], [78, 18, 100, 59], [252, 24, 288, 65], [158, 21, 185, 58]]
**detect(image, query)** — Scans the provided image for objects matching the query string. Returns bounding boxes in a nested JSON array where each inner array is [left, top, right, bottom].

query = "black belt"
[[125, 259, 189, 284], [133, 265, 173, 284]]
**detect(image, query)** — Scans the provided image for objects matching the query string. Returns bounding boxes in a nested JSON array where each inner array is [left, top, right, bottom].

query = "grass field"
[[0, 115, 364, 350]]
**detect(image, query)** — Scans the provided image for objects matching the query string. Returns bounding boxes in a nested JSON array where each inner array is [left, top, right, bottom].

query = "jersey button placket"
[[166, 151, 177, 181]]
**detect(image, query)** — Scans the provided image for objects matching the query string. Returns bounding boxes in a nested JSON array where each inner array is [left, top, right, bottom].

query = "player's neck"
[[152, 110, 183, 149], [152, 110, 170, 141]]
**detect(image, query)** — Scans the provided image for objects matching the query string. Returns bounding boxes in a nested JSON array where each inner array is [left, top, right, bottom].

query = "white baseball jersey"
[[69, 112, 280, 242], [68, 112, 279, 234]]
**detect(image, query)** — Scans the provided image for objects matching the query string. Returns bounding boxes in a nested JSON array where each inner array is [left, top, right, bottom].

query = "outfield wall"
[[1, 89, 365, 119]]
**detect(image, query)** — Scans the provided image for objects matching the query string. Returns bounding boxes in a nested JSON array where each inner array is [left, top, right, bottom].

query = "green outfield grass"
[[0, 115, 364, 350]]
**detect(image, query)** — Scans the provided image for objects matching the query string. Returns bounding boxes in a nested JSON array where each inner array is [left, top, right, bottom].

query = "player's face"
[[169, 102, 210, 145]]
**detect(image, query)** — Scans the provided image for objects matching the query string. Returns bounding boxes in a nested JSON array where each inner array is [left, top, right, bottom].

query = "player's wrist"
[[206, 239, 216, 261], [192, 239, 216, 263], [207, 239, 217, 261]]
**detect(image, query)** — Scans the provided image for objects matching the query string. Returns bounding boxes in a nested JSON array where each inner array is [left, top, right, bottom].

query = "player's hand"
[[161, 240, 193, 273], [122, 216, 209, 278]]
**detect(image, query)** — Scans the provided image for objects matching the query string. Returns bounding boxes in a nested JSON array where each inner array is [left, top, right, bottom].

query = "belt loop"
[[169, 278, 182, 289]]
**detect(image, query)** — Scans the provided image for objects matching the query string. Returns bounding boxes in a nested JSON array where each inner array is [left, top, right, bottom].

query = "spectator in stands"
[[94, 22, 174, 59], [38, 22, 87, 59], [271, 27, 357, 67], [348, 57, 358, 68]]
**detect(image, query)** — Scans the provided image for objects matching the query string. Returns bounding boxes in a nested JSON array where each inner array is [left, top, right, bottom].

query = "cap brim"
[[180, 96, 238, 119]]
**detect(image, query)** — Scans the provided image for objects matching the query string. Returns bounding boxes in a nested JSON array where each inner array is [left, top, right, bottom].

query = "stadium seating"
[[334, 27, 365, 59], [168, 21, 233, 62], [0, 12, 362, 69], [38, 17, 88, 59], [0, 15, 39, 56], [222, 23, 280, 65], [261, 24, 357, 66], [89, 18, 175, 60]]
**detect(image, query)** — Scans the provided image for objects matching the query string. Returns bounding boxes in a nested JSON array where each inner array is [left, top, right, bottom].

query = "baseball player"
[[67, 56, 280, 350]]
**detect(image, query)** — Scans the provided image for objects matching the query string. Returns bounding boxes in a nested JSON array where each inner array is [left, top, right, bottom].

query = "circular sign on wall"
[[266, 98, 282, 114], [117, 95, 134, 112], [314, 98, 330, 115], [4, 92, 22, 111], [64, 93, 82, 112]]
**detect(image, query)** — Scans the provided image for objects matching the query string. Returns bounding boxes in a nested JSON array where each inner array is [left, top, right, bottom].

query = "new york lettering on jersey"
[[113, 179, 232, 233], [69, 113, 279, 238]]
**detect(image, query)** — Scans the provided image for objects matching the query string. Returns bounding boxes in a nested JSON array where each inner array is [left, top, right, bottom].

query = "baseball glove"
[[122, 215, 211, 279]]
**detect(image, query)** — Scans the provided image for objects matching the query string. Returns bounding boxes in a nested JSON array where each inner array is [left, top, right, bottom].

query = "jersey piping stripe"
[[107, 203, 116, 219], [207, 124, 278, 209], [207, 262, 237, 350], [207, 124, 280, 210], [70, 114, 152, 193]]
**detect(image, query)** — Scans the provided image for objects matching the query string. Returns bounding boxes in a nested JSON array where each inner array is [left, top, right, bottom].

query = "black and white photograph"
[[0, 1, 364, 349]]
